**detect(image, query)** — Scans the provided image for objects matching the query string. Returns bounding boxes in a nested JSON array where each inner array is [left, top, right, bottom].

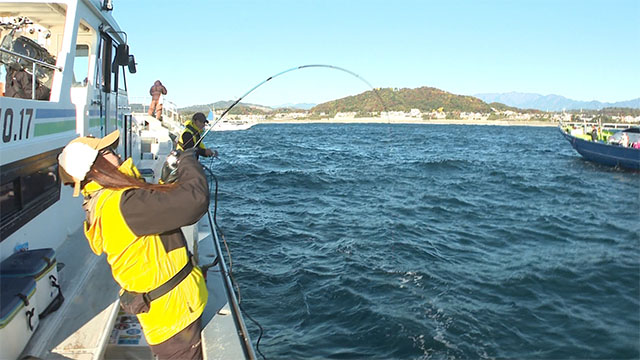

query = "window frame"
[[0, 147, 62, 241]]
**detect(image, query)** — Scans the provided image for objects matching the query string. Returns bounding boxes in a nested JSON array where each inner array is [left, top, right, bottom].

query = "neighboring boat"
[[212, 119, 256, 131], [208, 109, 256, 131], [560, 125, 640, 170], [0, 1, 255, 359]]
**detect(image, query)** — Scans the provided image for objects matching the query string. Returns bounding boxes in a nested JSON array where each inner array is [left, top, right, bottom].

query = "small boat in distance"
[[207, 109, 256, 131], [560, 124, 640, 170]]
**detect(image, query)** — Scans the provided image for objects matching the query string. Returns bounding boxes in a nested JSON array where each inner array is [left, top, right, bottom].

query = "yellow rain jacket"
[[82, 153, 208, 345], [177, 120, 207, 156]]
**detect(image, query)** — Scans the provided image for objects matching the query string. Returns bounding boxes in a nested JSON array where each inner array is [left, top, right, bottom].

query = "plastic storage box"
[[0, 248, 63, 318], [0, 277, 39, 360]]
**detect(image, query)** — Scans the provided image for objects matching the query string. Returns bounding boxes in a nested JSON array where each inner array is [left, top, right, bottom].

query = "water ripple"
[[208, 124, 640, 359]]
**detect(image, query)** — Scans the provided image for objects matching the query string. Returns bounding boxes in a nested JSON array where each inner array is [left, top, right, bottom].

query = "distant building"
[[335, 112, 357, 118], [623, 115, 640, 123]]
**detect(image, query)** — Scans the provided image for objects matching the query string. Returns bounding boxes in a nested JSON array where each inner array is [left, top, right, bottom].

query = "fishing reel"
[[160, 150, 182, 184]]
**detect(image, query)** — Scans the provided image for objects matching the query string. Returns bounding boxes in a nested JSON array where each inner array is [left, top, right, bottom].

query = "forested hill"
[[180, 101, 272, 114], [177, 87, 523, 116], [311, 87, 516, 114]]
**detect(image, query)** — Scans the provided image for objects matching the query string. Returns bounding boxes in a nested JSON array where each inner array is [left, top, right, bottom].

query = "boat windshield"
[[0, 3, 67, 100]]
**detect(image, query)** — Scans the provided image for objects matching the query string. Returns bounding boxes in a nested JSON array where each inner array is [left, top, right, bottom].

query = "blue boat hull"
[[561, 129, 640, 170]]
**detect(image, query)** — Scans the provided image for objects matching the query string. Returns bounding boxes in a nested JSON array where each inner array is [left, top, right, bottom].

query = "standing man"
[[177, 112, 217, 159], [148, 80, 167, 119]]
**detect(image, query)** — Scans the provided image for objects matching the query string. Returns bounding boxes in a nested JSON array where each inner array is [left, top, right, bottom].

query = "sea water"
[[203, 124, 639, 359]]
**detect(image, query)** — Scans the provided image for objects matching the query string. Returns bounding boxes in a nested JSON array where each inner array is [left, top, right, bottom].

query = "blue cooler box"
[[0, 277, 39, 360], [0, 248, 63, 318]]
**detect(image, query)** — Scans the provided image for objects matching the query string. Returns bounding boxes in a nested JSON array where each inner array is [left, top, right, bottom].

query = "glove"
[[160, 150, 181, 184], [160, 149, 197, 184], [205, 149, 218, 158]]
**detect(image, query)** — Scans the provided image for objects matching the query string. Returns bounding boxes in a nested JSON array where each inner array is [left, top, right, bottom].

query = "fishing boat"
[[207, 109, 256, 131], [0, 1, 255, 359], [560, 124, 640, 170], [211, 119, 256, 131]]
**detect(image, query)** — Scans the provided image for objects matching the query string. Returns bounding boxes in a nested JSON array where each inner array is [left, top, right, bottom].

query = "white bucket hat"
[[58, 130, 120, 196]]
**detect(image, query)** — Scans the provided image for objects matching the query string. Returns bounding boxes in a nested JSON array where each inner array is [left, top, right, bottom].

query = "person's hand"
[[205, 149, 218, 158]]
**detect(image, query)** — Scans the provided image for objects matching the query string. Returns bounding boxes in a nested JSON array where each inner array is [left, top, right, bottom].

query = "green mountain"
[[180, 101, 270, 114], [311, 87, 516, 115], [179, 101, 310, 119], [176, 87, 530, 118]]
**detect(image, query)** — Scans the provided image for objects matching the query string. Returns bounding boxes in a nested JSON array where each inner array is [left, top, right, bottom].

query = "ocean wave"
[[208, 124, 640, 359]]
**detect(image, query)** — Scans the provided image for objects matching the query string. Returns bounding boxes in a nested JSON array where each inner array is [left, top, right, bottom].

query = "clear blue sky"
[[113, 0, 639, 108]]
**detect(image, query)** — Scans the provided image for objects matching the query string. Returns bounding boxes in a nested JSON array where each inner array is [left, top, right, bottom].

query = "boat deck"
[[18, 115, 254, 359], [20, 213, 251, 359], [21, 223, 121, 359]]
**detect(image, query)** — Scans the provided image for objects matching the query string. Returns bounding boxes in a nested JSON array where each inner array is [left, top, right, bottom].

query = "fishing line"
[[195, 64, 391, 359], [194, 64, 389, 149]]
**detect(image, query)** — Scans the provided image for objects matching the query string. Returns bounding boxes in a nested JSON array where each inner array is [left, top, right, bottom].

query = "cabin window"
[[100, 34, 112, 93], [111, 43, 118, 92], [95, 38, 102, 90], [74, 20, 96, 88], [0, 148, 61, 241], [0, 2, 67, 101], [73, 44, 90, 87], [119, 65, 128, 92], [21, 164, 58, 204], [0, 181, 19, 216]]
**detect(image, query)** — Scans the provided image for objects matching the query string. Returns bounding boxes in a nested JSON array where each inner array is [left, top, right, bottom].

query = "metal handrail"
[[129, 96, 182, 124], [1, 46, 61, 100], [206, 209, 257, 360], [0, 47, 61, 72], [563, 121, 638, 130]]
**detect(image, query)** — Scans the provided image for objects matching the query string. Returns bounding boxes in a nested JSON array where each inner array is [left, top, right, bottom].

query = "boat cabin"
[[1, 2, 256, 359], [0, 0, 139, 258]]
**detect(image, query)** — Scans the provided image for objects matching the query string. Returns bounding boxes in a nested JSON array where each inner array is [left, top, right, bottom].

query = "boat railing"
[[0, 47, 62, 100], [129, 96, 182, 124], [128, 96, 153, 114], [206, 209, 257, 359], [563, 121, 638, 130]]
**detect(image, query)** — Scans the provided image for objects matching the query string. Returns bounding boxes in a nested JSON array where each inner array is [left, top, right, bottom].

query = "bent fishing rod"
[[193, 64, 388, 149], [162, 65, 389, 359], [162, 64, 387, 182]]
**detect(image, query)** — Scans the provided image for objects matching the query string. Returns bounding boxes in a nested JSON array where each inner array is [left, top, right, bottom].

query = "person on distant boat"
[[590, 126, 598, 141], [57, 131, 208, 360], [177, 112, 217, 159], [148, 79, 167, 119], [621, 132, 629, 147], [5, 65, 50, 100]]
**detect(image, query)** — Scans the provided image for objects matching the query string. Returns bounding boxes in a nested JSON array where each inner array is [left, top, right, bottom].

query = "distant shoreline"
[[258, 117, 557, 127]]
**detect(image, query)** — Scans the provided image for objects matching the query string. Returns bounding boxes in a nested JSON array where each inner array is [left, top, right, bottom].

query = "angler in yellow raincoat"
[[177, 112, 217, 158], [58, 130, 208, 360]]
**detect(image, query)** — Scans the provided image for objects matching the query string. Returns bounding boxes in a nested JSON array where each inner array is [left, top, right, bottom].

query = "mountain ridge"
[[310, 87, 519, 115], [474, 92, 640, 111], [176, 88, 639, 115]]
